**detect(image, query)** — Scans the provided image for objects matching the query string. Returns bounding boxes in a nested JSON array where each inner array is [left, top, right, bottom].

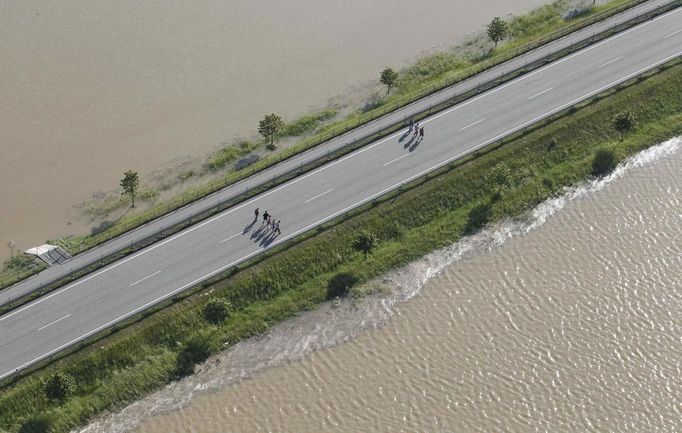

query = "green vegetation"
[[353, 230, 378, 257], [43, 373, 74, 403], [380, 67, 399, 94], [0, 0, 649, 290], [259, 113, 285, 150], [208, 141, 258, 170], [202, 297, 232, 324], [280, 109, 337, 137], [592, 147, 618, 175], [611, 110, 636, 141], [488, 17, 508, 47], [1, 57, 680, 433], [120, 170, 139, 208]]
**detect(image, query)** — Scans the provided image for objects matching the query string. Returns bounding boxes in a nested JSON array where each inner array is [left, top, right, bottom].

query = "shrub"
[[591, 148, 617, 175], [327, 272, 359, 299], [353, 230, 378, 257], [202, 297, 232, 324], [43, 372, 74, 403]]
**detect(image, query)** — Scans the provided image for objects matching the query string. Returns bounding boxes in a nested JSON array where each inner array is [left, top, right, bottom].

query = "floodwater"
[[80, 137, 681, 433], [0, 0, 547, 262]]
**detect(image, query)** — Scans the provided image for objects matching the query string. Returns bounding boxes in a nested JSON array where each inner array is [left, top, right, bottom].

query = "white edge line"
[[2, 16, 681, 379], [598, 55, 624, 68], [459, 118, 486, 131], [37, 314, 71, 331], [4, 6, 678, 323], [304, 188, 334, 203], [528, 87, 554, 100], [383, 154, 410, 166], [128, 270, 161, 287], [664, 29, 681, 39], [220, 233, 241, 244]]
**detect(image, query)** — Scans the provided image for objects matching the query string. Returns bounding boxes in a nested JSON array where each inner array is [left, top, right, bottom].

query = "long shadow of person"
[[404, 134, 417, 149], [243, 220, 256, 234], [399, 128, 411, 143], [251, 225, 264, 240], [409, 136, 422, 152], [261, 231, 279, 248]]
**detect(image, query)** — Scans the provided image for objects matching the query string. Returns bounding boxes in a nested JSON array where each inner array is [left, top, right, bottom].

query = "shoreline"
[[2, 53, 681, 433], [82, 135, 681, 433]]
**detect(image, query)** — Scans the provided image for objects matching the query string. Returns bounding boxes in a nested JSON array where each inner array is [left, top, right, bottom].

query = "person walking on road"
[[275, 220, 281, 235], [413, 123, 419, 138], [254, 208, 259, 221], [419, 126, 424, 140], [262, 210, 269, 226]]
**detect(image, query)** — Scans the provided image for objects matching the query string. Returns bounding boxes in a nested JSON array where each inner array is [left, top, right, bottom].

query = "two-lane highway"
[[1, 7, 680, 379]]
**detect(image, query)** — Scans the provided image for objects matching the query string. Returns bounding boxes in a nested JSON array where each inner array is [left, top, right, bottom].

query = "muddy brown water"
[[0, 0, 547, 262], [78, 138, 681, 433]]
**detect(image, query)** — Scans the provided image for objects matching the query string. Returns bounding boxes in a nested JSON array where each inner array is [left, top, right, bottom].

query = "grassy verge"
[[1, 54, 681, 433], [0, 0, 652, 290]]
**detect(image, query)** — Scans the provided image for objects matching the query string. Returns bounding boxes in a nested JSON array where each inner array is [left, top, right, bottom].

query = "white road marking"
[[220, 233, 241, 243], [128, 270, 161, 287], [6, 6, 678, 326], [304, 189, 334, 203], [664, 29, 681, 39], [2, 9, 681, 379], [38, 314, 71, 331], [459, 118, 486, 131], [383, 154, 410, 166], [598, 55, 624, 68], [528, 87, 554, 100]]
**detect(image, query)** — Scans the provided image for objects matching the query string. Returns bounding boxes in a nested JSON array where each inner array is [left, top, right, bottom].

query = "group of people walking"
[[254, 208, 281, 235], [408, 117, 425, 140]]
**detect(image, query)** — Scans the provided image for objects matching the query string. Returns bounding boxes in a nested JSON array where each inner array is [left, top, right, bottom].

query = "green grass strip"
[[0, 0, 653, 290], [1, 55, 680, 433]]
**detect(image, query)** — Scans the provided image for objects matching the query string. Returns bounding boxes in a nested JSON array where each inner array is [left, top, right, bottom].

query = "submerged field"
[[1, 53, 680, 433]]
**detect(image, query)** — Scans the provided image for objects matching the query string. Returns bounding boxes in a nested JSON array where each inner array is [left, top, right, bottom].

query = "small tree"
[[259, 113, 284, 150], [353, 230, 378, 257], [44, 371, 74, 403], [203, 297, 232, 324], [380, 67, 399, 95], [592, 147, 617, 175], [487, 17, 508, 47], [488, 162, 512, 192], [120, 170, 139, 208], [611, 110, 636, 141]]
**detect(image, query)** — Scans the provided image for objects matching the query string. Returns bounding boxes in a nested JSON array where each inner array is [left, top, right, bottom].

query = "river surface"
[[80, 137, 682, 433], [0, 0, 547, 262]]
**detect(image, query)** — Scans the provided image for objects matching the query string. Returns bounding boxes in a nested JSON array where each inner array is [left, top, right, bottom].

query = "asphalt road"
[[1, 0, 671, 305], [0, 7, 680, 379]]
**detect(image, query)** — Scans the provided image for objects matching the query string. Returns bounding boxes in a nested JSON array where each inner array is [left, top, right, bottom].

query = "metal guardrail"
[[0, 0, 673, 293], [3, 51, 680, 388]]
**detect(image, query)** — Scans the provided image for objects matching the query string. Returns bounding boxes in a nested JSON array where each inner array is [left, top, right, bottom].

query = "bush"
[[202, 297, 232, 324], [175, 337, 213, 377], [353, 230, 378, 257], [327, 272, 359, 299], [592, 148, 617, 175], [19, 414, 54, 433], [43, 372, 74, 403]]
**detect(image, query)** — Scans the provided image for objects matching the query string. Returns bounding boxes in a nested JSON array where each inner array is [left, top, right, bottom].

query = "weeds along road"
[[0, 6, 680, 379]]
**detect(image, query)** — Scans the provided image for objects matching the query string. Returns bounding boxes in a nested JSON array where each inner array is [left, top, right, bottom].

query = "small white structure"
[[25, 244, 71, 266]]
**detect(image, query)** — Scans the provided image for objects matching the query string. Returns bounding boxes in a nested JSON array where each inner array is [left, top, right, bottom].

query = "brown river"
[[0, 0, 547, 262], [77, 138, 681, 433]]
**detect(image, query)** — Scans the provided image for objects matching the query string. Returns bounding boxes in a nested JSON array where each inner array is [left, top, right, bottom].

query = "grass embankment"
[[2, 55, 681, 432], [0, 0, 643, 290]]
